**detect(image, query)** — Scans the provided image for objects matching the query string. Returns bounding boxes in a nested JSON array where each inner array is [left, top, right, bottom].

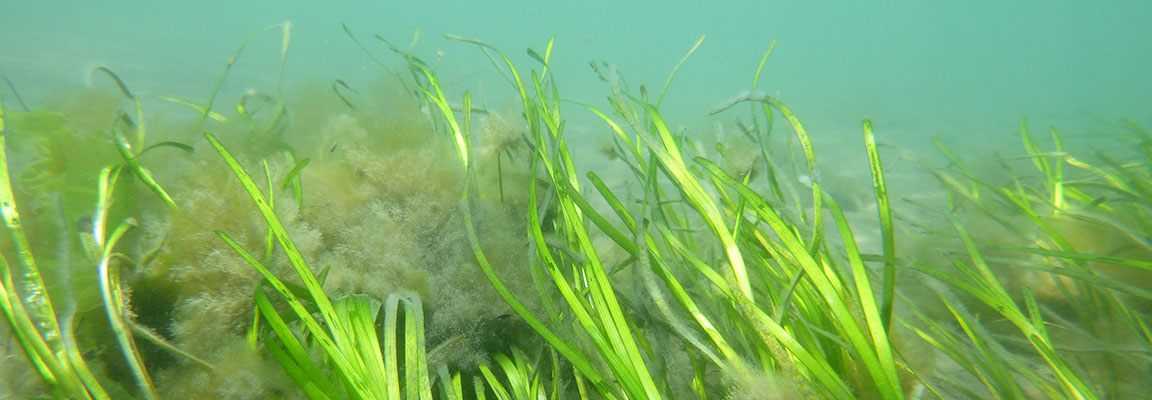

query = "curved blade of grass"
[[260, 161, 277, 262], [340, 24, 391, 71], [1020, 120, 1067, 212], [1, 117, 105, 399], [899, 297, 983, 385], [655, 34, 705, 109], [579, 172, 736, 366], [696, 157, 883, 399], [0, 135, 69, 368], [399, 293, 432, 400], [279, 157, 310, 207], [206, 133, 332, 315], [113, 121, 176, 208], [265, 342, 333, 400], [135, 142, 195, 158], [825, 193, 903, 399], [89, 67, 147, 149], [332, 79, 359, 110], [1, 76, 28, 111], [525, 36, 555, 81], [128, 321, 213, 370], [642, 230, 734, 367], [408, 61, 470, 169], [444, 35, 543, 150], [484, 352, 530, 400], [221, 230, 375, 397], [761, 97, 824, 251], [944, 298, 1029, 398], [254, 286, 338, 399], [571, 172, 637, 255], [459, 189, 620, 399], [154, 95, 229, 122], [641, 105, 753, 301], [0, 136, 60, 324], [435, 365, 463, 400], [98, 219, 158, 400], [547, 168, 664, 399], [730, 286, 856, 400], [62, 334, 110, 400], [711, 93, 824, 244], [200, 23, 291, 121], [933, 138, 983, 198], [92, 165, 123, 251], [862, 120, 897, 332], [449, 35, 664, 398], [479, 363, 513, 400], [0, 255, 83, 398], [380, 294, 402, 399], [206, 132, 384, 398], [943, 213, 1099, 399], [751, 40, 778, 90], [333, 294, 388, 399]]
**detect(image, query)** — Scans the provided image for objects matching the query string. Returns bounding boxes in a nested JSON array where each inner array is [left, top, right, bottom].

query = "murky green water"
[[2, 2, 1150, 399]]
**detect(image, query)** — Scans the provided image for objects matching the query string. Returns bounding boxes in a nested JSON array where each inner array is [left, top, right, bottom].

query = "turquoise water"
[[3, 2, 1152, 398], [3, 1, 1149, 152]]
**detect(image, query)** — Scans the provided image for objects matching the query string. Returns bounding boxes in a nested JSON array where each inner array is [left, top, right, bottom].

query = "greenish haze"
[[1, 26, 1150, 400]]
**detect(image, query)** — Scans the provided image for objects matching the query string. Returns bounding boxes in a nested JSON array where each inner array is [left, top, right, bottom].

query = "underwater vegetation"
[[1, 24, 1151, 400]]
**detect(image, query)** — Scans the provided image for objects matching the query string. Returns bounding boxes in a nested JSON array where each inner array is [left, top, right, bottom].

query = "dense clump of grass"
[[2, 24, 1150, 400], [900, 121, 1152, 399], [0, 73, 191, 399], [409, 33, 1151, 399]]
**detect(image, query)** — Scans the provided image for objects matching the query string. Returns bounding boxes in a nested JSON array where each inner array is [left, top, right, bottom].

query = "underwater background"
[[4, 0, 1151, 152], [3, 1, 1152, 399]]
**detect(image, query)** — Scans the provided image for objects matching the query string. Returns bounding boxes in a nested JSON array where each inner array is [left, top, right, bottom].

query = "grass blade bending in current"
[[200, 23, 292, 122], [443, 34, 666, 399], [112, 121, 178, 209], [96, 216, 157, 399], [365, 30, 633, 398], [918, 119, 1152, 398], [654, 34, 706, 109], [700, 77, 907, 396], [461, 187, 619, 399], [0, 97, 111, 399], [88, 66, 147, 149], [862, 119, 898, 332], [89, 66, 189, 210], [696, 157, 897, 399], [207, 132, 373, 398], [93, 162, 164, 399], [9, 23, 1134, 399], [208, 131, 442, 399]]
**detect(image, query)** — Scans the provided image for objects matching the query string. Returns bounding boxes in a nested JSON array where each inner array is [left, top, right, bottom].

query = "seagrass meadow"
[[2, 20, 1152, 400]]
